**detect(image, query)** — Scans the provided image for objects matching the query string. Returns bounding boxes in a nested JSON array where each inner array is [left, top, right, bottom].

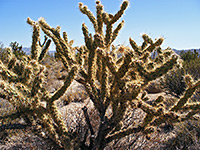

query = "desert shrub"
[[183, 57, 200, 80], [180, 50, 200, 80], [160, 50, 200, 100], [0, 41, 26, 63], [9, 41, 26, 58], [163, 120, 200, 150], [160, 67, 186, 98], [180, 49, 199, 62], [180, 50, 200, 82], [184, 58, 200, 103]]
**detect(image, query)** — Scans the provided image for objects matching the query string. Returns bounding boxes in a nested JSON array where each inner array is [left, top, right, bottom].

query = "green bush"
[[180, 49, 199, 62], [9, 41, 26, 59], [161, 50, 200, 100], [160, 67, 186, 98], [183, 57, 200, 80]]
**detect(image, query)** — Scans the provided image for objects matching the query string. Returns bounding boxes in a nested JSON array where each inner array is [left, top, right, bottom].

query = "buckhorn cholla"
[[0, 0, 199, 149]]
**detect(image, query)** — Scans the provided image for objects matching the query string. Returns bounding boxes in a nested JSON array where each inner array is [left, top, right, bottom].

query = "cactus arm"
[[86, 48, 100, 108], [115, 51, 133, 79], [110, 45, 118, 61], [141, 41, 148, 50], [129, 37, 142, 55], [39, 18, 75, 65], [180, 110, 200, 121], [48, 101, 71, 149], [142, 34, 153, 45], [96, 53, 103, 82], [7, 57, 17, 70], [87, 41, 96, 81], [0, 81, 27, 109], [0, 62, 18, 82], [171, 80, 200, 111], [82, 23, 93, 50], [102, 12, 110, 25], [81, 23, 102, 110], [82, 106, 95, 136], [105, 23, 113, 47], [76, 46, 85, 66], [37, 112, 62, 146], [97, 48, 117, 74], [182, 102, 200, 111], [143, 38, 164, 53], [147, 56, 177, 81], [49, 66, 78, 103], [38, 39, 51, 62], [15, 83, 31, 98], [94, 33, 104, 48], [30, 23, 41, 60], [30, 73, 44, 97], [63, 31, 68, 44], [110, 0, 129, 24], [105, 126, 143, 144], [135, 55, 178, 82], [111, 20, 124, 43], [28, 17, 52, 62], [96, 1, 104, 34], [100, 60, 109, 107], [39, 35, 48, 47], [79, 3, 98, 32]]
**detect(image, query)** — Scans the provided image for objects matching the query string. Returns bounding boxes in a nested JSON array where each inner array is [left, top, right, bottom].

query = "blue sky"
[[0, 0, 200, 50]]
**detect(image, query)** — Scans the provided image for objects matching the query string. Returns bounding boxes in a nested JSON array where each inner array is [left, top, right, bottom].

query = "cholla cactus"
[[0, 18, 78, 149], [34, 0, 200, 149], [1, 0, 200, 149]]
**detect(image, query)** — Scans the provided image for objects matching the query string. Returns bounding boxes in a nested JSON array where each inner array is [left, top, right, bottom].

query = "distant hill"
[[22, 47, 31, 54], [23, 47, 200, 56], [173, 48, 200, 55], [22, 47, 55, 56]]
